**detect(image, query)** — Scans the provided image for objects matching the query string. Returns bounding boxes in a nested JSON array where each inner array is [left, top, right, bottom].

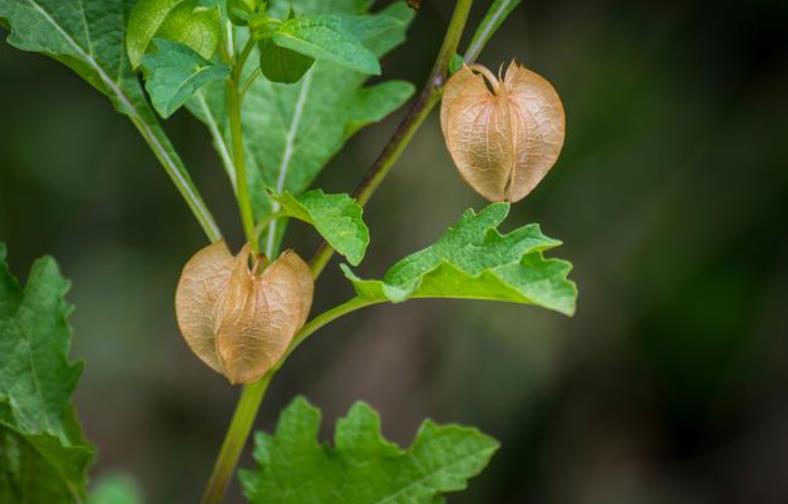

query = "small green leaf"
[[273, 189, 369, 266], [259, 39, 315, 84], [342, 203, 578, 316], [240, 397, 499, 503], [127, 0, 221, 69], [0, 244, 94, 502], [141, 39, 230, 118], [272, 14, 381, 75]]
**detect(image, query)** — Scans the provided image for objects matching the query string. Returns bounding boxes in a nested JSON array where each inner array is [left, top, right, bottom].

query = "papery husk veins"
[[175, 241, 313, 384], [441, 60, 566, 203]]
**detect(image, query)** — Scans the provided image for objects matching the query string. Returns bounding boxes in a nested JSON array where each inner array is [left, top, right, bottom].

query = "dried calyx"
[[175, 241, 313, 384], [440, 60, 566, 203]]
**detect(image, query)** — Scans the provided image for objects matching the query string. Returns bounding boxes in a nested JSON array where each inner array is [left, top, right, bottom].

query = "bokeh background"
[[2, 0, 788, 502]]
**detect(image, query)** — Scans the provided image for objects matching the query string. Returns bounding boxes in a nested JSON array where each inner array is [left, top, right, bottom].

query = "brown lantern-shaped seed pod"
[[440, 60, 566, 203], [175, 241, 313, 384]]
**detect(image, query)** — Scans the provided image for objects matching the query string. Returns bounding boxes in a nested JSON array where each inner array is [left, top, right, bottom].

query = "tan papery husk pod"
[[440, 60, 566, 203], [175, 241, 313, 384]]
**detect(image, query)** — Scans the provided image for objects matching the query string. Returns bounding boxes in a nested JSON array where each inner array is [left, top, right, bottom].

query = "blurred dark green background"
[[2, 0, 788, 502]]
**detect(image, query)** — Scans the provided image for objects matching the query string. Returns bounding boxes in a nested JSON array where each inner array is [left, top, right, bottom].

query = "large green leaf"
[[187, 0, 415, 256], [240, 397, 499, 503], [141, 38, 230, 118], [0, 0, 221, 240], [0, 244, 93, 503], [342, 203, 578, 316], [273, 189, 369, 266]]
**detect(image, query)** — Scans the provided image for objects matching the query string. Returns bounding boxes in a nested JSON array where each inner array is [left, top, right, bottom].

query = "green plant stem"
[[200, 373, 272, 504], [200, 37, 265, 504], [227, 85, 256, 248], [309, 0, 475, 277], [282, 297, 381, 363], [202, 1, 477, 501], [241, 68, 263, 98], [228, 39, 258, 251], [464, 0, 520, 63], [354, 0, 474, 192]]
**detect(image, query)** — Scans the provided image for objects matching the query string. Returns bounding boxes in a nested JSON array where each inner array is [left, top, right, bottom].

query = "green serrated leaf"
[[272, 14, 381, 74], [259, 39, 315, 84], [0, 0, 221, 240], [187, 0, 415, 257], [0, 244, 94, 502], [127, 0, 221, 70], [273, 189, 369, 265], [342, 203, 578, 316], [239, 397, 499, 503], [141, 39, 230, 118]]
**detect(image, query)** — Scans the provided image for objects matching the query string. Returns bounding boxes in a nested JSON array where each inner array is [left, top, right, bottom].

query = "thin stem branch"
[[235, 38, 257, 78], [241, 68, 263, 99], [227, 83, 256, 250], [200, 37, 263, 504], [281, 297, 381, 363], [309, 0, 475, 277], [227, 38, 259, 251], [464, 0, 520, 64], [200, 374, 272, 504]]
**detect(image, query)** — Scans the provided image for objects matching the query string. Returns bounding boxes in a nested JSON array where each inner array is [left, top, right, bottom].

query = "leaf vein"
[[266, 67, 315, 256], [196, 90, 235, 189]]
